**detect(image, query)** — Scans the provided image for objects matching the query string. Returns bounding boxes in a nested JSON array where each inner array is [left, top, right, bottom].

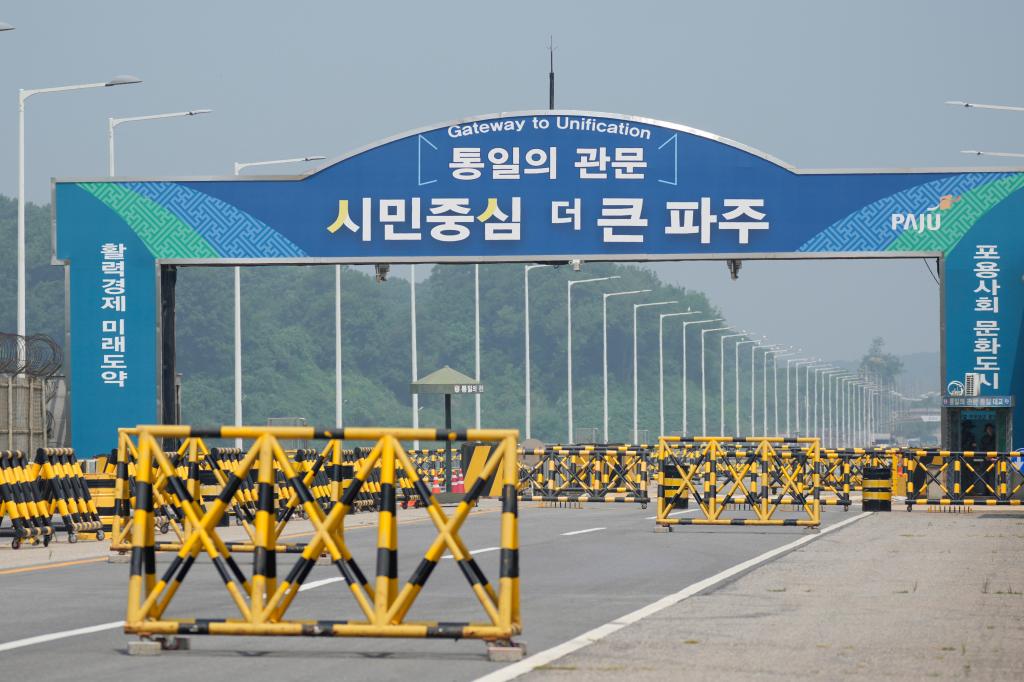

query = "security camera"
[[374, 263, 390, 283], [570, 259, 583, 272]]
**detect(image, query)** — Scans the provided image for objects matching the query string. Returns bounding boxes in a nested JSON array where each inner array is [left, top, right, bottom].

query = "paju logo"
[[891, 194, 961, 233]]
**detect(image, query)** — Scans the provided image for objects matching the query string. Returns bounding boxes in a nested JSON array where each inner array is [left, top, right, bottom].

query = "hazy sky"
[[2, 0, 1020, 361]]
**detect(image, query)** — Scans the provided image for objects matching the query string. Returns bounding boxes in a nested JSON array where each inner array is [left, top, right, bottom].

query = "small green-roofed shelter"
[[410, 365, 482, 396], [411, 366, 482, 499]]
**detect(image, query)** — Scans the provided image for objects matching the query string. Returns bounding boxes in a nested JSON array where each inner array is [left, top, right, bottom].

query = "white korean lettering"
[[665, 199, 716, 244], [380, 198, 422, 241], [552, 199, 582, 231], [427, 198, 473, 242], [719, 199, 769, 245], [598, 198, 646, 243]]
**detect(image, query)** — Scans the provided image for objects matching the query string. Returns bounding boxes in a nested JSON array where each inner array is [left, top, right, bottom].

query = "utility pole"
[[548, 36, 556, 109]]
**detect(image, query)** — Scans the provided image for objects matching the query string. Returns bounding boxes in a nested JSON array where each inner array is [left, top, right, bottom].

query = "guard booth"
[[942, 396, 1014, 451]]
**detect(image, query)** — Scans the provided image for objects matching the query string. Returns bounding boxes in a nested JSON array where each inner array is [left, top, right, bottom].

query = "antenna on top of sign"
[[548, 35, 556, 110]]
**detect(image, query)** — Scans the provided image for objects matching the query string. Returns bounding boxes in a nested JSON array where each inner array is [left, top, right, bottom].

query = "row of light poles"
[[520, 265, 902, 446]]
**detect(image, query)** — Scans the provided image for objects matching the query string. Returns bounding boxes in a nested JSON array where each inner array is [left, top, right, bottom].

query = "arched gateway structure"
[[53, 111, 1021, 456]]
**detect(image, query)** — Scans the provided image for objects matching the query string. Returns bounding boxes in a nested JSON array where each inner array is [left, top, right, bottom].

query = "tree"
[[859, 337, 902, 383]]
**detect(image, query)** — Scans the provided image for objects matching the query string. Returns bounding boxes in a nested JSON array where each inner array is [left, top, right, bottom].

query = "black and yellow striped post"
[[862, 466, 892, 511]]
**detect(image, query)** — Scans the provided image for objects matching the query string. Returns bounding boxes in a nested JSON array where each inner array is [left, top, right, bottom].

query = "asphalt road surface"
[[0, 504, 858, 681]]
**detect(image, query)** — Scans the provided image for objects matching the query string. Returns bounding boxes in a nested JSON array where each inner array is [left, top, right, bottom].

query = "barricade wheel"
[[641, 503, 648, 510], [68, 533, 78, 544], [401, 501, 409, 509], [43, 533, 52, 547], [843, 505, 850, 512], [159, 522, 170, 534], [906, 505, 912, 512], [96, 530, 105, 541], [11, 538, 21, 550]]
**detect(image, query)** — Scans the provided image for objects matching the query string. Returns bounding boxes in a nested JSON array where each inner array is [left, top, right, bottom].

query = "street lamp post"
[[108, 109, 211, 175], [567, 276, 619, 443], [783, 355, 807, 436], [233, 155, 326, 445], [681, 318, 720, 436], [474, 265, 481, 429], [523, 264, 551, 440], [822, 369, 843, 447], [764, 348, 791, 436], [17, 75, 142, 365], [790, 359, 814, 436], [605, 289, 653, 441], [700, 326, 731, 435], [735, 339, 756, 435], [719, 332, 746, 436], [810, 364, 832, 438], [654, 309, 693, 440], [754, 344, 784, 434], [632, 300, 676, 443]]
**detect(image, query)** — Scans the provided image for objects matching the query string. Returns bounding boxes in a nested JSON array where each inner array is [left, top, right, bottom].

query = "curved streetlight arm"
[[109, 110, 212, 176], [946, 100, 1024, 113], [569, 275, 621, 288], [110, 109, 212, 128], [21, 75, 141, 102], [960, 150, 1024, 159], [234, 156, 328, 174]]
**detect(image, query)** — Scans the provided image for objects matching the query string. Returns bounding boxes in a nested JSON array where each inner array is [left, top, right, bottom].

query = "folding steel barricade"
[[516, 445, 651, 506], [123, 424, 522, 654], [905, 450, 1023, 510], [656, 436, 822, 528]]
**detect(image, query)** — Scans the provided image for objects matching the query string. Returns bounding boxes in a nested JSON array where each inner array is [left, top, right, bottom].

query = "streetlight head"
[[187, 109, 213, 116], [304, 155, 327, 162], [0, 22, 14, 31], [944, 100, 970, 107], [105, 75, 143, 87], [961, 150, 983, 156]]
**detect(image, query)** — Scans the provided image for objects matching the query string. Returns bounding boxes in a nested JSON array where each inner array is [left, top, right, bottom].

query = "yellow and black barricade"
[[124, 424, 522, 651], [516, 445, 651, 506], [655, 436, 822, 528], [0, 450, 54, 548], [905, 450, 1022, 510]]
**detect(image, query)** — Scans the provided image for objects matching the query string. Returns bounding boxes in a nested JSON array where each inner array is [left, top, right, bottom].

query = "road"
[[0, 504, 859, 681]]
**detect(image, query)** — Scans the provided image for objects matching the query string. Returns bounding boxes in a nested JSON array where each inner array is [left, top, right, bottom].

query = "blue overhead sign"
[[53, 111, 1024, 455]]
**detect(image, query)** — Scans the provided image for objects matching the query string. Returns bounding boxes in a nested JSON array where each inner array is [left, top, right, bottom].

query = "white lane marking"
[[299, 576, 343, 591], [645, 509, 698, 520], [0, 574, 350, 652], [475, 512, 873, 682], [442, 546, 500, 560], [0, 621, 124, 653], [560, 527, 605, 536]]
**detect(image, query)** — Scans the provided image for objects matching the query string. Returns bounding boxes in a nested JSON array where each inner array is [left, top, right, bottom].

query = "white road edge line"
[[475, 511, 873, 682], [645, 509, 698, 520], [443, 546, 500, 560], [0, 621, 124, 653], [560, 527, 605, 537]]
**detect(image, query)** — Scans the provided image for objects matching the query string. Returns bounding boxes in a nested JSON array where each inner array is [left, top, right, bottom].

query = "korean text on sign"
[[972, 244, 1000, 390], [100, 243, 128, 388]]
